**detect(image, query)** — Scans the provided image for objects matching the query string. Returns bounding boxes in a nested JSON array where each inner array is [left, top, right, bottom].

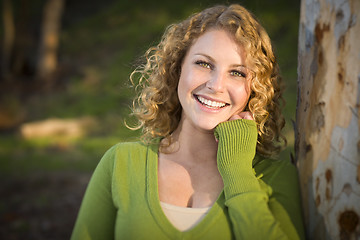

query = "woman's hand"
[[215, 111, 254, 143], [228, 111, 254, 121]]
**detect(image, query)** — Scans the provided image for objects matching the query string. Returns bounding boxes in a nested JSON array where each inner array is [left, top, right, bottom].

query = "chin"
[[195, 119, 223, 131], [182, 112, 228, 132]]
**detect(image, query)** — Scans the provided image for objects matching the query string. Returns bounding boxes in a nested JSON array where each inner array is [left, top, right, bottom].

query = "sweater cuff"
[[214, 119, 260, 199], [214, 119, 258, 163]]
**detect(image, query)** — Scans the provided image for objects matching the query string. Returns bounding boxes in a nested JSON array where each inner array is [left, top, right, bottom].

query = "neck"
[[162, 117, 218, 164]]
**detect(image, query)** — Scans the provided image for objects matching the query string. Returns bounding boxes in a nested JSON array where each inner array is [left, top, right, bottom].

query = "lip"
[[195, 94, 228, 105], [193, 94, 229, 112]]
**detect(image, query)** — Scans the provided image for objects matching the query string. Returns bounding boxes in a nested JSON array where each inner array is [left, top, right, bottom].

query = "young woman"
[[72, 4, 305, 239]]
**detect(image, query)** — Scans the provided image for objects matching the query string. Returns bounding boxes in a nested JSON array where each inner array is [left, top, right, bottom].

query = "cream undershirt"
[[160, 201, 212, 231]]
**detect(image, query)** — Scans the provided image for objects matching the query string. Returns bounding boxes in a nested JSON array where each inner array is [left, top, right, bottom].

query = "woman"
[[71, 4, 305, 240]]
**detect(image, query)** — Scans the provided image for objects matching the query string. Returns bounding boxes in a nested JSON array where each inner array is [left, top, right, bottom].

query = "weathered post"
[[296, 0, 360, 239]]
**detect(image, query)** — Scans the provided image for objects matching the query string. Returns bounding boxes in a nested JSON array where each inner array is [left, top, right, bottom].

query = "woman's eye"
[[195, 61, 212, 69], [231, 70, 247, 78]]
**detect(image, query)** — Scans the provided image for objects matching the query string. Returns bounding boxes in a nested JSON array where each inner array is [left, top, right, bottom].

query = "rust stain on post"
[[318, 49, 324, 66], [338, 35, 345, 50], [315, 23, 330, 42], [325, 169, 333, 201], [306, 143, 312, 153], [316, 195, 321, 207], [338, 69, 344, 85], [325, 169, 332, 183], [338, 210, 359, 239], [316, 177, 320, 192]]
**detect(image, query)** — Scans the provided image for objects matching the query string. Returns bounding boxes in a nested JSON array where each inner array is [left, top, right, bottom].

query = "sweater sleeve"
[[71, 145, 117, 240], [214, 119, 304, 240]]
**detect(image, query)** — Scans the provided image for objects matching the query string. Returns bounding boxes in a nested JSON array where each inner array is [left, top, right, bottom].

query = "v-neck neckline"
[[146, 142, 225, 238]]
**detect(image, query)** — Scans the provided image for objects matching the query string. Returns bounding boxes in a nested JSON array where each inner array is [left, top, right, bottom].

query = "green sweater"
[[71, 120, 305, 239]]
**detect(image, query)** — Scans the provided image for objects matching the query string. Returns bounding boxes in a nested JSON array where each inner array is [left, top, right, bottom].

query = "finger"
[[231, 111, 253, 121], [238, 111, 254, 120], [228, 114, 241, 121]]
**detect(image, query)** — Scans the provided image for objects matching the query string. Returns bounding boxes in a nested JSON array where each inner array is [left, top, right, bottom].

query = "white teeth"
[[197, 96, 226, 108]]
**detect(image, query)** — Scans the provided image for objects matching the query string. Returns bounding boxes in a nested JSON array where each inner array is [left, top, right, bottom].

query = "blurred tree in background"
[[2, 0, 64, 82], [1, 0, 65, 130], [36, 0, 65, 81], [0, 0, 300, 239]]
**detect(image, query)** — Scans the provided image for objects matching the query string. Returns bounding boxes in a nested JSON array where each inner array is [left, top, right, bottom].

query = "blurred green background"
[[0, 0, 300, 239]]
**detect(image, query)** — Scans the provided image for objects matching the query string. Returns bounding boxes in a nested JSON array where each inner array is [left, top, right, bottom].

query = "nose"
[[206, 71, 225, 92]]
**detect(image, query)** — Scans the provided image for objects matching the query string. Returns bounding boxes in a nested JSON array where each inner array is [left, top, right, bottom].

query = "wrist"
[[214, 119, 258, 158]]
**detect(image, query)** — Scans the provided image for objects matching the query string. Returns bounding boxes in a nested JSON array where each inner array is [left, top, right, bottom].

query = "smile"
[[194, 95, 228, 109]]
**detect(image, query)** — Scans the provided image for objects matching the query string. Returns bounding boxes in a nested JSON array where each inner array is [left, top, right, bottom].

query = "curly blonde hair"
[[129, 4, 286, 156]]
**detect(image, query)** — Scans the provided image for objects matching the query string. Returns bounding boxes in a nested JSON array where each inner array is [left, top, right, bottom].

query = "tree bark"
[[2, 0, 15, 80], [36, 0, 65, 81], [296, 0, 360, 239]]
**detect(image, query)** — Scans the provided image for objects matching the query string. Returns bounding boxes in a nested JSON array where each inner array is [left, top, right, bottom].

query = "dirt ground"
[[0, 171, 91, 240]]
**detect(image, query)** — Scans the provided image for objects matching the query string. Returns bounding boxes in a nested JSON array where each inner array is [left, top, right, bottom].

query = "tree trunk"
[[296, 0, 360, 239], [1, 0, 15, 80], [36, 0, 65, 81], [12, 0, 34, 77]]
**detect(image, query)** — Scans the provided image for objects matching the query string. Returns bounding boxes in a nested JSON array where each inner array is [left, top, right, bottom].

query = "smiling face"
[[177, 29, 252, 131]]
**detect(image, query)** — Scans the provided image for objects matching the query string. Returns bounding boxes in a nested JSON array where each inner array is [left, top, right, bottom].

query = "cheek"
[[242, 79, 252, 102], [178, 69, 202, 95], [177, 77, 186, 102], [177, 73, 192, 105], [244, 78, 252, 95], [232, 84, 252, 106]]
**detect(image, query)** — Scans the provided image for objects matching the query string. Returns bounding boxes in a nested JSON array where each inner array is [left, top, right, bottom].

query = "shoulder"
[[103, 141, 148, 155], [112, 141, 148, 153], [97, 141, 149, 168], [108, 141, 159, 171], [103, 141, 150, 162]]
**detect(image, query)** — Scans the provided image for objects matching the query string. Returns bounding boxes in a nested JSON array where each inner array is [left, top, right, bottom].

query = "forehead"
[[191, 29, 241, 49], [186, 29, 247, 64]]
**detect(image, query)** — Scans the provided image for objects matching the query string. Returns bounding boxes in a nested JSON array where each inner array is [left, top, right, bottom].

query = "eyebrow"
[[194, 53, 248, 69]]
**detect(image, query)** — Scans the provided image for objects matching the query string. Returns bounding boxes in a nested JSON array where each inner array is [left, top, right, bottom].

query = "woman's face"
[[177, 29, 252, 131]]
